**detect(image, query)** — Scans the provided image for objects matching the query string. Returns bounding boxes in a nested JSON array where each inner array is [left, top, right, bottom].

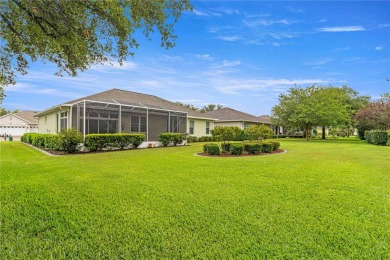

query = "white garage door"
[[0, 126, 27, 136]]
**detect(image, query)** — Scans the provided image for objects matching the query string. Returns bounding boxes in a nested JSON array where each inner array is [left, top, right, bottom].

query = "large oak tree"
[[0, 0, 192, 102]]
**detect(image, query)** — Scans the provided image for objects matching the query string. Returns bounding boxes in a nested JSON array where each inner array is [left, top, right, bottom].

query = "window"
[[189, 121, 194, 135], [131, 116, 139, 132], [244, 122, 249, 130], [206, 122, 210, 135], [60, 112, 68, 131], [140, 117, 147, 132], [45, 116, 47, 123], [131, 116, 147, 132]]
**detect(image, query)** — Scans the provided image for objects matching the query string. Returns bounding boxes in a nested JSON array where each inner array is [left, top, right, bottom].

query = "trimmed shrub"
[[262, 143, 274, 153], [45, 135, 62, 151], [85, 133, 145, 151], [366, 130, 388, 145], [243, 142, 263, 154], [21, 133, 38, 144], [230, 143, 244, 155], [187, 136, 198, 143], [269, 141, 280, 151], [221, 143, 231, 152], [387, 131, 390, 146], [31, 134, 46, 148], [203, 143, 220, 155], [198, 136, 213, 142], [159, 133, 183, 147], [60, 128, 82, 153]]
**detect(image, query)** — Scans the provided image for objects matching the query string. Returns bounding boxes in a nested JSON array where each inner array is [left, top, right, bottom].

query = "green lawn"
[[1, 138, 389, 258]]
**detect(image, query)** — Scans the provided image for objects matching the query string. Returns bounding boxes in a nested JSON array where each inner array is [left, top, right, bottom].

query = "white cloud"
[[304, 58, 332, 66], [317, 26, 365, 32], [375, 46, 383, 51], [5, 82, 80, 98], [215, 78, 329, 95], [90, 61, 137, 71], [217, 35, 243, 42], [193, 54, 214, 61], [193, 9, 208, 16], [243, 19, 299, 27]]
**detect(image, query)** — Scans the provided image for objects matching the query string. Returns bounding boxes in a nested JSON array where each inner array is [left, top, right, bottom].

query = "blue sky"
[[3, 1, 390, 116]]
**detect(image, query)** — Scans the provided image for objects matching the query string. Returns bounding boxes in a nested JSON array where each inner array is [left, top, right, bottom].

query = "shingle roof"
[[65, 88, 214, 119], [14, 111, 38, 124], [204, 107, 268, 124], [258, 115, 271, 124]]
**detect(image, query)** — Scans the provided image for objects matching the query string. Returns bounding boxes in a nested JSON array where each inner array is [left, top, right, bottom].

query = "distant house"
[[204, 107, 271, 130], [35, 88, 216, 141], [0, 111, 38, 138]]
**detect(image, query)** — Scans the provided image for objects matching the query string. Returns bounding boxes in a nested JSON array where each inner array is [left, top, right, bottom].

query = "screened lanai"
[[69, 100, 187, 141]]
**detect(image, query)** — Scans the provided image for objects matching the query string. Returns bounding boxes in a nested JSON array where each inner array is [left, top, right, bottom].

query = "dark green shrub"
[[31, 134, 46, 147], [234, 130, 247, 141], [221, 143, 231, 152], [60, 128, 82, 153], [230, 143, 244, 155], [269, 141, 280, 151], [387, 131, 390, 146], [85, 133, 145, 151], [187, 136, 198, 143], [21, 133, 38, 144], [203, 143, 220, 155], [159, 133, 183, 146], [198, 136, 212, 142], [45, 135, 62, 150], [262, 143, 274, 153], [243, 142, 263, 154], [366, 130, 388, 145]]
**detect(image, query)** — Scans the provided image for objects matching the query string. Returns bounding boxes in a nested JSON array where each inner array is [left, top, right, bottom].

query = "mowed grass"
[[1, 138, 389, 258]]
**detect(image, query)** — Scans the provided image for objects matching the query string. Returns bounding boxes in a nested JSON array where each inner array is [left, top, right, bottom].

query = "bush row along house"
[[17, 88, 277, 141]]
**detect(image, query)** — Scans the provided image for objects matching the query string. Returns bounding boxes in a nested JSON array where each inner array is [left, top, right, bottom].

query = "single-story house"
[[35, 88, 216, 141], [204, 107, 271, 130], [0, 111, 38, 139]]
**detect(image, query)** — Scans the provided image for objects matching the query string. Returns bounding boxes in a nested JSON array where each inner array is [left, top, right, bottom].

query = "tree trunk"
[[322, 126, 326, 139], [306, 127, 309, 141]]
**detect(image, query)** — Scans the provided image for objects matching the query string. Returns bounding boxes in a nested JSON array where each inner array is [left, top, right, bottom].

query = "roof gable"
[[0, 111, 38, 124], [204, 107, 267, 124]]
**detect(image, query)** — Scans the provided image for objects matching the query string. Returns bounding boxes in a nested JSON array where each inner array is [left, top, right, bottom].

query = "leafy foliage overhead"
[[0, 0, 192, 86]]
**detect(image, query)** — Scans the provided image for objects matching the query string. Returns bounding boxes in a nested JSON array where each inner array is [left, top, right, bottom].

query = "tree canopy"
[[354, 93, 390, 131], [0, 0, 192, 87], [271, 85, 368, 141]]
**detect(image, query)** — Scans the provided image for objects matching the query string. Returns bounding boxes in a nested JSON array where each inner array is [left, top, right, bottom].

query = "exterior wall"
[[38, 108, 70, 134], [187, 118, 214, 137], [214, 121, 243, 129]]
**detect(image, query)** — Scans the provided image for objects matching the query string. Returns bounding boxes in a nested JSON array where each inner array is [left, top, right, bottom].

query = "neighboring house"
[[204, 107, 271, 130], [0, 111, 38, 138], [35, 88, 216, 141]]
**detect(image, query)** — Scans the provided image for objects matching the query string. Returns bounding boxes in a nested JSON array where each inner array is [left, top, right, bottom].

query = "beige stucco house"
[[0, 111, 38, 139], [35, 89, 216, 141]]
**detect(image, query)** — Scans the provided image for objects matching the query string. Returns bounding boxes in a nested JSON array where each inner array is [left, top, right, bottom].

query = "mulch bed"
[[196, 149, 286, 157]]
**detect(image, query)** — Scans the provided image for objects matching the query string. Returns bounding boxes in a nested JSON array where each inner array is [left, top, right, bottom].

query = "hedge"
[[198, 136, 213, 142], [85, 133, 145, 152], [203, 143, 220, 155], [159, 133, 184, 147], [365, 130, 388, 146], [187, 136, 198, 143], [269, 141, 280, 151], [243, 142, 263, 154], [230, 143, 244, 155], [262, 143, 274, 153], [21, 129, 82, 153]]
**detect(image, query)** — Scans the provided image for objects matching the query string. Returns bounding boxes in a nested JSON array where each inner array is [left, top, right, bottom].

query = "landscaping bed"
[[197, 148, 285, 157]]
